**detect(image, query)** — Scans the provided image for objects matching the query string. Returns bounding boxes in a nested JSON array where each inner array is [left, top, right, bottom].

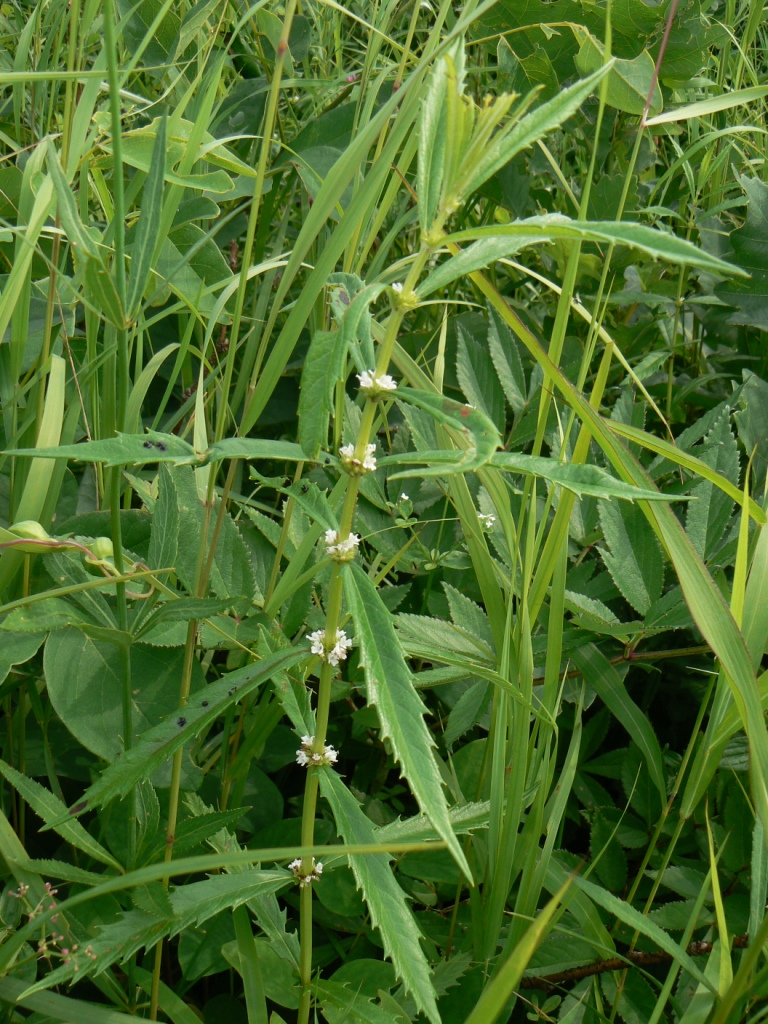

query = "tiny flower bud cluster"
[[289, 857, 323, 887], [339, 442, 377, 475], [478, 512, 496, 529], [324, 529, 360, 562], [296, 735, 339, 767], [356, 370, 397, 398], [307, 628, 353, 666]]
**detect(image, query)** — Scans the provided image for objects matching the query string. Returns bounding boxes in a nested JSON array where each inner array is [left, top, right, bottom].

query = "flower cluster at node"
[[339, 442, 377, 475], [289, 857, 324, 887], [356, 370, 398, 398], [478, 512, 496, 529], [324, 529, 360, 562], [296, 735, 339, 767], [307, 628, 353, 666]]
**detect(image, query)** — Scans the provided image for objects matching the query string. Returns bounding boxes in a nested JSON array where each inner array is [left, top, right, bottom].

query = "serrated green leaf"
[[298, 329, 349, 459], [344, 562, 468, 875], [455, 322, 505, 432], [598, 499, 664, 615], [686, 409, 739, 560], [207, 437, 308, 464], [6, 430, 196, 466], [0, 759, 121, 870], [487, 305, 526, 421], [318, 769, 440, 1024], [56, 647, 306, 816]]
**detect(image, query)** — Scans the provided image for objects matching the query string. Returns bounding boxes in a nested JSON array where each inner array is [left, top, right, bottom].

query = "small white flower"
[[308, 629, 327, 658], [329, 631, 353, 666], [296, 734, 339, 767], [391, 282, 403, 294], [324, 529, 361, 562], [339, 442, 377, 475], [289, 857, 324, 887], [478, 512, 496, 529], [400, 493, 409, 501], [356, 370, 398, 397], [307, 628, 352, 666]]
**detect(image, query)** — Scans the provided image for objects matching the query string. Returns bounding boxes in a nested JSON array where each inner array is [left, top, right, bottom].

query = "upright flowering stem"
[[296, 249, 430, 1024]]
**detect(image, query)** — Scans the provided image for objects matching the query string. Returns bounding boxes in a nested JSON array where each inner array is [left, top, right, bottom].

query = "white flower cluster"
[[324, 529, 360, 562], [339, 443, 377, 475], [288, 857, 323, 887], [296, 734, 339, 767], [478, 512, 496, 529], [307, 628, 353, 666], [356, 370, 397, 398]]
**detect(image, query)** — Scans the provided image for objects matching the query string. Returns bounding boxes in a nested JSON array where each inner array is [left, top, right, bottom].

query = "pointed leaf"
[[319, 768, 439, 1024], [343, 562, 468, 874]]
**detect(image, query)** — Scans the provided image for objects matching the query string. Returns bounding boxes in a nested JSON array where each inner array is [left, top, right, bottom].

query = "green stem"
[[296, 249, 430, 1022]]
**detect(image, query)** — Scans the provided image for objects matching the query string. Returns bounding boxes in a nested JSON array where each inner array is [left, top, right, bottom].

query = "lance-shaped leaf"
[[418, 217, 748, 298], [206, 437, 308, 464], [393, 388, 500, 475], [298, 329, 349, 459], [6, 430, 196, 466], [126, 112, 168, 319], [55, 647, 306, 818], [319, 768, 440, 1024], [0, 759, 122, 871], [343, 562, 469, 875], [379, 449, 685, 501]]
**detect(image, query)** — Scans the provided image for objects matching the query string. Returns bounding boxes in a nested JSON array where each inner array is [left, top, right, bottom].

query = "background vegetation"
[[1, 0, 767, 1022]]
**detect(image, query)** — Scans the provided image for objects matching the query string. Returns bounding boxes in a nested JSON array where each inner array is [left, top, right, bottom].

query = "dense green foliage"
[[1, 1, 767, 1022]]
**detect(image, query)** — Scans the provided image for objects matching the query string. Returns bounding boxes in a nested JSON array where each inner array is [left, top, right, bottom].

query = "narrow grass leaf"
[[126, 112, 168, 319]]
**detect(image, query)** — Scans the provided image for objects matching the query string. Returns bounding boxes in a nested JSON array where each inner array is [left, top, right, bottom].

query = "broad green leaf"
[[318, 768, 439, 1024], [715, 177, 768, 330], [343, 562, 468, 874], [0, 759, 121, 870], [44, 630, 206, 764], [298, 329, 349, 459], [574, 31, 662, 116], [598, 499, 664, 615], [0, 631, 44, 685], [63, 647, 306, 813], [573, 646, 665, 797], [393, 388, 501, 475], [126, 112, 168, 318]]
